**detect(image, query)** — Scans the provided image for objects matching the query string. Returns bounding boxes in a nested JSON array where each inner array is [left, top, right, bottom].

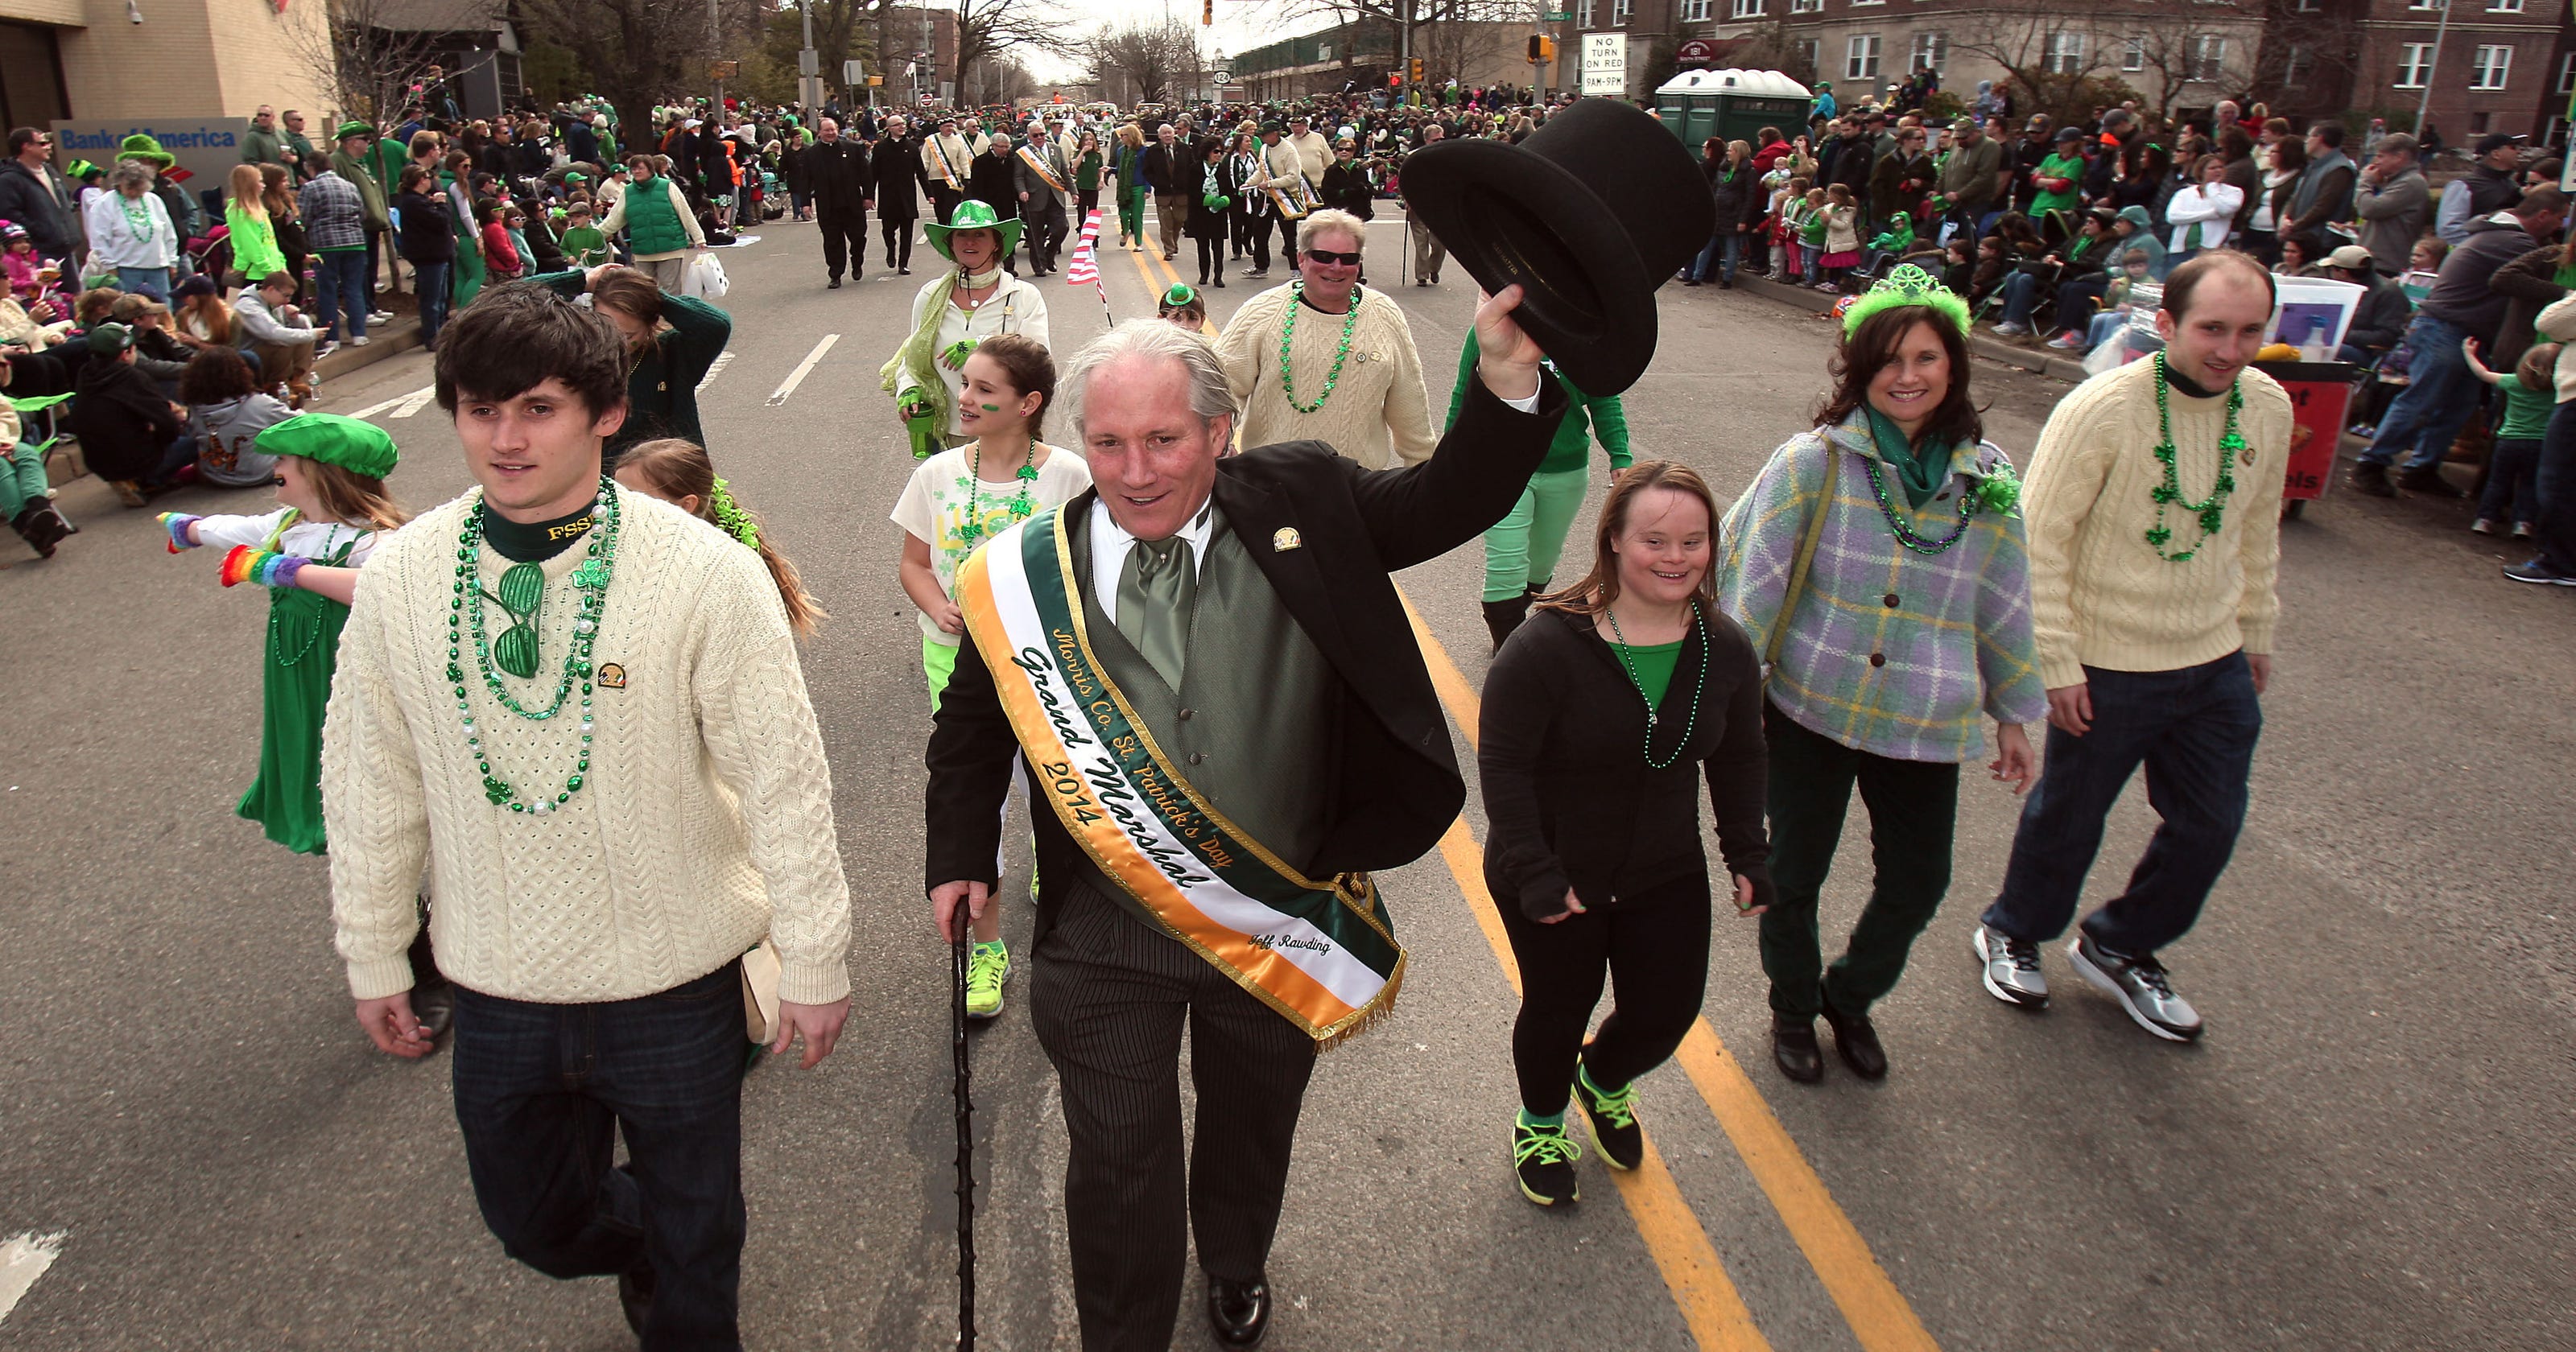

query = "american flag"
[[1063, 208, 1104, 286]]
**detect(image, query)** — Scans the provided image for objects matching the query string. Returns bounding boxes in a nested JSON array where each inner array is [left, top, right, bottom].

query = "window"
[[2560, 51, 2576, 94], [2469, 111, 2491, 133], [1852, 0, 1887, 7], [2395, 42, 2434, 88], [1682, 0, 1713, 18], [1613, 0, 1633, 23], [2121, 36, 2145, 72], [2282, 43, 2314, 87], [1790, 0, 1821, 12], [1909, 31, 1946, 71], [2292, 0, 2316, 9], [2546, 115, 2569, 150], [2486, 0, 2522, 10], [1847, 34, 1881, 78], [2046, 31, 2086, 75], [1578, 0, 1596, 25], [2468, 44, 2510, 89], [2406, 0, 2442, 9], [1730, 0, 1764, 15], [2191, 35, 2226, 82], [1798, 37, 1821, 71]]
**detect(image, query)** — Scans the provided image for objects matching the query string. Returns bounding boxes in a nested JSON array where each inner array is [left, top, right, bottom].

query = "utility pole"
[[709, 0, 725, 116], [799, 0, 822, 111], [1399, 0, 1414, 108], [2410, 0, 2449, 137]]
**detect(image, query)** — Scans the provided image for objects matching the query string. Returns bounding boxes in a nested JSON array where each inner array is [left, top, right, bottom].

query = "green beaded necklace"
[[1278, 281, 1364, 414], [448, 477, 621, 815], [2145, 352, 2244, 563], [1601, 603, 1708, 772], [952, 440, 1040, 547]]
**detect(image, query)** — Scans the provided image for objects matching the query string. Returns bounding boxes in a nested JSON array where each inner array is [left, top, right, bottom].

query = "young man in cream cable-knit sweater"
[[320, 283, 851, 1347], [1973, 252, 2291, 1044], [1215, 209, 1438, 469]]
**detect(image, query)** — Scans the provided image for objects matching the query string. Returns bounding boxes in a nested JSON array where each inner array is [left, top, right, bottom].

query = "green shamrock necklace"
[[449, 476, 620, 814], [2145, 352, 2244, 563], [1279, 280, 1363, 414], [953, 439, 1040, 546]]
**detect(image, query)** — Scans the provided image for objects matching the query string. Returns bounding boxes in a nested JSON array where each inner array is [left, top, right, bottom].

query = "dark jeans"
[[2529, 399, 2576, 574], [450, 962, 748, 1351], [314, 249, 369, 341], [1757, 701, 1960, 1019], [409, 259, 451, 348], [1982, 652, 2263, 957], [2479, 435, 2542, 527], [1495, 867, 1709, 1114], [1691, 229, 1748, 283], [2362, 315, 2475, 473]]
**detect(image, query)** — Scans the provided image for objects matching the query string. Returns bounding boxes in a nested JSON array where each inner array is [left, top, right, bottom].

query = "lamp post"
[[2410, 0, 2449, 138]]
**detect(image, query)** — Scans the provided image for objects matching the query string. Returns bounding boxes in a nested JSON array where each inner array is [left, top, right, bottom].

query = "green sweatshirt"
[[1445, 330, 1632, 476], [532, 270, 733, 459]]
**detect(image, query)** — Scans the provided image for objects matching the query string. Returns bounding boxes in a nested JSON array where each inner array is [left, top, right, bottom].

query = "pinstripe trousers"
[[1031, 877, 1319, 1352]]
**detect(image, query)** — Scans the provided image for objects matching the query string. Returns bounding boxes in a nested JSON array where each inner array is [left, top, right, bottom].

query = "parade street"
[[4, 212, 2572, 1352]]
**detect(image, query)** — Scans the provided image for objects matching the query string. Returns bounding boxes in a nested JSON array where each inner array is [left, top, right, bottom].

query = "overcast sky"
[[1014, 0, 1316, 84]]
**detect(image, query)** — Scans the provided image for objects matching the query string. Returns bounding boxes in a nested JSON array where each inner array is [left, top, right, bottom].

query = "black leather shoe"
[[1771, 1014, 1823, 1083], [2349, 462, 2396, 497], [1208, 1274, 1271, 1347], [826, 276, 841, 289], [618, 1263, 654, 1341], [1819, 1003, 1888, 1080]]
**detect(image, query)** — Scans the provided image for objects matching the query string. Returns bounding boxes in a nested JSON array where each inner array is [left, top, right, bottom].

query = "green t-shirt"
[[2498, 379, 2556, 441], [559, 225, 611, 268], [2032, 152, 2086, 218], [1609, 638, 1686, 707]]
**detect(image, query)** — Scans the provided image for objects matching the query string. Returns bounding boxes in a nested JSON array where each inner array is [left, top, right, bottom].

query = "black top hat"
[[1398, 99, 1713, 396]]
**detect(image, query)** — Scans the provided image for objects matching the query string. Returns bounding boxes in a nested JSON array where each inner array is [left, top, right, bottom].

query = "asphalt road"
[[2, 208, 2571, 1352]]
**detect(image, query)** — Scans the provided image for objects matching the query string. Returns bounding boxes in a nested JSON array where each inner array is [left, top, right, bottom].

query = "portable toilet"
[[1653, 68, 1811, 148]]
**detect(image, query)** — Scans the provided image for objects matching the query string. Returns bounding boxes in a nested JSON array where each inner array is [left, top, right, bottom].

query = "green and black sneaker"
[[1512, 1111, 1582, 1206], [1573, 1060, 1644, 1170], [966, 940, 1010, 1020]]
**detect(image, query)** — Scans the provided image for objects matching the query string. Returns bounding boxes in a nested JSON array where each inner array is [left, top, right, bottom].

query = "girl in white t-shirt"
[[890, 332, 1090, 1018]]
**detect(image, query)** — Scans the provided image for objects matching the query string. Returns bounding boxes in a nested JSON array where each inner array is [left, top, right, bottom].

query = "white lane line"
[[699, 351, 734, 391], [0, 1231, 65, 1324], [391, 386, 440, 418], [350, 385, 431, 420], [766, 334, 840, 406]]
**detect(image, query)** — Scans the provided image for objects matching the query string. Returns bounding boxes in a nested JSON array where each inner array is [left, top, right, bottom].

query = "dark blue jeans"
[[410, 259, 451, 348], [450, 961, 746, 1351], [2362, 314, 2474, 472], [2531, 399, 2576, 575], [314, 249, 369, 341], [1982, 652, 2264, 957]]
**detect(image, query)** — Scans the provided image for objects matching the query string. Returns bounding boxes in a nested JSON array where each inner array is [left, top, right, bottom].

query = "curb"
[[316, 317, 425, 381], [1721, 272, 2091, 383]]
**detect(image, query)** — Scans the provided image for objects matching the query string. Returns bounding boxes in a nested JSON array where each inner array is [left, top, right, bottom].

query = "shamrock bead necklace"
[[2145, 352, 2243, 563], [953, 440, 1040, 546], [1278, 280, 1364, 414], [1602, 603, 1708, 771], [448, 477, 621, 815]]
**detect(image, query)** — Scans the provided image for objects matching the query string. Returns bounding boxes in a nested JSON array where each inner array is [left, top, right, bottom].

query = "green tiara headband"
[[1160, 282, 1199, 308], [1840, 263, 1971, 341]]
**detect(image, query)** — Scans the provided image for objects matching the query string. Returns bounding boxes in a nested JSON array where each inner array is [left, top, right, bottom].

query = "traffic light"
[[1203, 0, 1212, 23], [1526, 35, 1554, 64], [1409, 57, 1425, 82]]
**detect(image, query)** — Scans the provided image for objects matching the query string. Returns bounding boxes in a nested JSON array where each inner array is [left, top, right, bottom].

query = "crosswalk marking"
[[766, 334, 840, 406], [699, 352, 734, 391], [0, 1231, 65, 1325]]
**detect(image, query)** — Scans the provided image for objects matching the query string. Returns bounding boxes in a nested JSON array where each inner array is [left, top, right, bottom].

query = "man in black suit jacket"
[[802, 117, 871, 287], [870, 116, 927, 274], [1139, 122, 1196, 262], [926, 290, 1561, 1351]]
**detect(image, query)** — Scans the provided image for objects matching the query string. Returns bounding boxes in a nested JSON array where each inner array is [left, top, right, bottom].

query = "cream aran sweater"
[[322, 491, 852, 1006], [2020, 357, 2292, 690], [1217, 283, 1436, 468]]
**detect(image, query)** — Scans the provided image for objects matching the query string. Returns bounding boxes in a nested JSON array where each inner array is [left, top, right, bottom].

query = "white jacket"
[[2165, 182, 2244, 253]]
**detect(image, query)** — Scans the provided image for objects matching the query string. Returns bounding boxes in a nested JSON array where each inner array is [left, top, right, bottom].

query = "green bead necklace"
[[952, 440, 1040, 547], [1602, 603, 1708, 772], [266, 524, 345, 667], [2145, 352, 2244, 563], [1278, 281, 1364, 414], [1860, 458, 1975, 555], [448, 477, 621, 815]]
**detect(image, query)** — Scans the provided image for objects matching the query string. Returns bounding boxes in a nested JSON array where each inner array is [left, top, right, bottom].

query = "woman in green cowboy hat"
[[879, 199, 1051, 460]]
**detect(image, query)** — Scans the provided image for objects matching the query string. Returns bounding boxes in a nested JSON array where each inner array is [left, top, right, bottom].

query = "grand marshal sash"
[[1013, 144, 1067, 196], [927, 136, 964, 188], [955, 508, 1405, 1044]]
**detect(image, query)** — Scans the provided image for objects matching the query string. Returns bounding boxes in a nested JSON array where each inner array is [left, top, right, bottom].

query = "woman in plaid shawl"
[[1715, 265, 2047, 1086]]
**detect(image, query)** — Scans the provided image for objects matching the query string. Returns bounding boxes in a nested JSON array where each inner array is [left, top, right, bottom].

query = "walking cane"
[[952, 923, 979, 1350]]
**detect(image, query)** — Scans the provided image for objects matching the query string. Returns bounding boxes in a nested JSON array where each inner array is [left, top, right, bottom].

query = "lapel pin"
[[1271, 527, 1302, 552], [597, 662, 629, 689]]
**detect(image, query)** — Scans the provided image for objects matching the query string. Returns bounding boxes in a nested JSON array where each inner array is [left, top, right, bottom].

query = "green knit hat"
[[116, 134, 175, 169], [254, 413, 399, 480]]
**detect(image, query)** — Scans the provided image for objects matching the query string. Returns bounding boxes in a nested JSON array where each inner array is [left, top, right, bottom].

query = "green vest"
[[621, 177, 689, 255], [1069, 502, 1338, 874]]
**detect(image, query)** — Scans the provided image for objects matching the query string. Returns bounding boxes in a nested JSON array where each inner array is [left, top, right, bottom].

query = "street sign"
[[1677, 38, 1717, 65], [1579, 33, 1627, 96], [1540, 9, 1570, 18], [1212, 71, 1233, 84], [844, 59, 865, 87]]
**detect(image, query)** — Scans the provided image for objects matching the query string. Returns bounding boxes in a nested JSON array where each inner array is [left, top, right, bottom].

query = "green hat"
[[335, 121, 375, 142], [116, 134, 175, 169], [922, 198, 1022, 262], [66, 159, 98, 179], [563, 170, 588, 183], [1159, 282, 1199, 308], [254, 413, 398, 480], [86, 322, 133, 355]]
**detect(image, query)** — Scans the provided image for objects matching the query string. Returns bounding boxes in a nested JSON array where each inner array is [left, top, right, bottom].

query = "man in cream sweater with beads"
[[321, 283, 851, 1348], [1971, 251, 2290, 1045], [1216, 209, 1437, 469]]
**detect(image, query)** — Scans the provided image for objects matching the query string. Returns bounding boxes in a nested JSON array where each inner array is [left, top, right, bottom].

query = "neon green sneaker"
[[1574, 1061, 1643, 1170], [966, 940, 1010, 1019], [1511, 1111, 1582, 1206]]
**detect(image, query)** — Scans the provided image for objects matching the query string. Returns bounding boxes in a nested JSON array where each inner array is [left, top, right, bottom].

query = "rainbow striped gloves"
[[158, 513, 201, 553], [219, 545, 310, 591]]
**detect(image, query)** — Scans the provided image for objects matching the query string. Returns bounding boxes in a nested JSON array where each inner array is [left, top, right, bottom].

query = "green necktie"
[[1116, 534, 1196, 688]]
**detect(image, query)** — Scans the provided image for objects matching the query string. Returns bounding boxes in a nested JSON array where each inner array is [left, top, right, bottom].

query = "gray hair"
[[110, 160, 155, 192], [1059, 319, 1238, 439], [1298, 208, 1367, 254]]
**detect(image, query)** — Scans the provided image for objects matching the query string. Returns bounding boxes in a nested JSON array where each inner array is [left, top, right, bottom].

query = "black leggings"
[[1496, 869, 1711, 1115], [881, 216, 914, 271], [1195, 235, 1224, 284]]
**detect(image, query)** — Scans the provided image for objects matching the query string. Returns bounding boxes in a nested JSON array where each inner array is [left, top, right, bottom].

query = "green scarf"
[[1864, 407, 1951, 509]]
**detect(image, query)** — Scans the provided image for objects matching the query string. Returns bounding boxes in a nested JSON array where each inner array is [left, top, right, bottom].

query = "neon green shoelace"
[[1514, 1120, 1580, 1168], [967, 946, 1008, 995], [1583, 1076, 1638, 1131]]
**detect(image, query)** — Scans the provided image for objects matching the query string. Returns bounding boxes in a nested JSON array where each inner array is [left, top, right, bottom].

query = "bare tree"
[[1087, 18, 1203, 106], [953, 0, 1074, 105], [279, 0, 454, 129], [2246, 0, 2368, 124], [1723, 21, 1818, 89], [1950, 5, 2137, 127], [2117, 4, 2260, 117], [519, 0, 706, 146]]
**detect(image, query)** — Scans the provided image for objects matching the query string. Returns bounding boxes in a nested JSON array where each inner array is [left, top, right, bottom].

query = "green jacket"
[[332, 147, 390, 228], [241, 126, 287, 168], [1446, 330, 1631, 476], [533, 271, 731, 456]]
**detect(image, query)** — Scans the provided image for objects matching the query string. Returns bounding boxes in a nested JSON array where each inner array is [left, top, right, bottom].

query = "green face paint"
[[979, 403, 1003, 412]]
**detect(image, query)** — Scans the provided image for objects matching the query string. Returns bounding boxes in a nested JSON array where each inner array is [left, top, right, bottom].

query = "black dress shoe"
[[618, 1263, 655, 1340], [1771, 1014, 1823, 1084], [1208, 1274, 1271, 1347], [2350, 462, 2396, 497], [1818, 1003, 1887, 1080], [826, 277, 841, 289]]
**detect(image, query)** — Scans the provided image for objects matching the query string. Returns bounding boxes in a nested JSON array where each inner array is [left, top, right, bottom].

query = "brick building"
[[0, 0, 333, 128], [2248, 0, 2570, 148]]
